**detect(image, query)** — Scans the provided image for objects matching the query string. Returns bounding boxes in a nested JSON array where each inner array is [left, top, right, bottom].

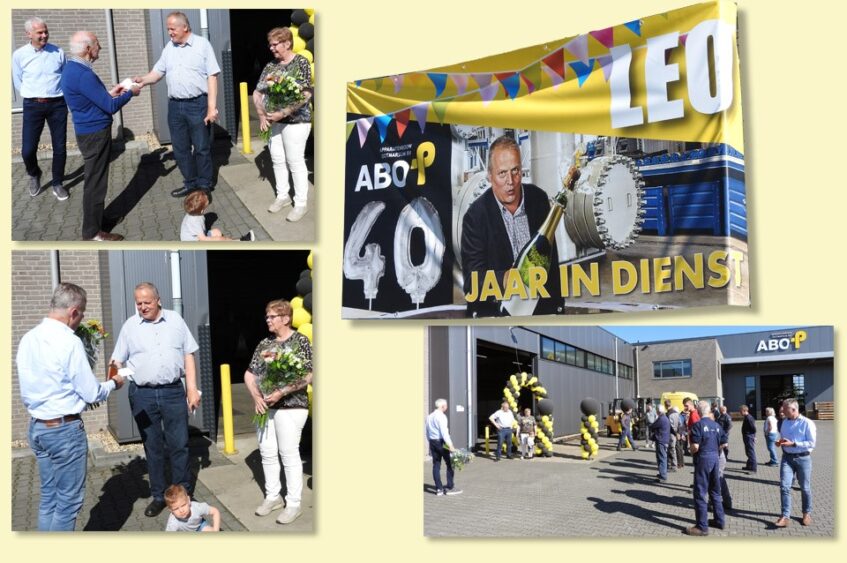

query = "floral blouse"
[[255, 54, 312, 124], [248, 332, 312, 409]]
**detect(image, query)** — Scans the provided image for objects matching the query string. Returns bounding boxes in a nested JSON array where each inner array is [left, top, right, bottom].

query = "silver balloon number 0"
[[344, 197, 445, 310], [393, 198, 445, 308]]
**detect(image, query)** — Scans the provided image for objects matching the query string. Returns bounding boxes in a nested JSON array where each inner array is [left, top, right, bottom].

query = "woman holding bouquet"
[[252, 27, 313, 223], [244, 299, 313, 525]]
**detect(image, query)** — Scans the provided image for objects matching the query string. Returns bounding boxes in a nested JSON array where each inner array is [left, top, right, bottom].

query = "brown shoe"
[[774, 517, 790, 528], [685, 526, 708, 536], [802, 513, 812, 526], [85, 231, 125, 241]]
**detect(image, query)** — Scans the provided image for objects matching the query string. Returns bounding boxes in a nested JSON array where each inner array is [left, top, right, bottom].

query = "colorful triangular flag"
[[542, 49, 565, 81], [391, 75, 403, 94], [542, 63, 565, 88], [450, 74, 469, 96], [411, 102, 429, 133], [432, 100, 450, 123], [569, 59, 595, 87], [394, 108, 410, 139], [479, 82, 500, 105], [590, 28, 614, 49], [427, 73, 448, 98], [624, 19, 642, 36], [356, 117, 374, 148], [472, 73, 493, 90], [564, 34, 589, 64], [373, 77, 384, 91], [355, 80, 362, 87], [346, 121, 355, 142], [495, 72, 521, 100], [374, 114, 392, 143], [521, 62, 542, 94], [597, 55, 613, 82], [680, 33, 688, 46]]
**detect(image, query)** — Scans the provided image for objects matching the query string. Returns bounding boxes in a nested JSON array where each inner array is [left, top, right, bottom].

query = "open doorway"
[[206, 250, 311, 445], [760, 373, 806, 417], [475, 339, 536, 440]]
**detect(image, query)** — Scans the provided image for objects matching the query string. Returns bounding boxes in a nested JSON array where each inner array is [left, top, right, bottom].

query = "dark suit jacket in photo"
[[460, 183, 563, 318]]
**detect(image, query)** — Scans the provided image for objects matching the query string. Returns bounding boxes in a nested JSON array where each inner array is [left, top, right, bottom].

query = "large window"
[[745, 375, 756, 410], [652, 359, 692, 379], [539, 336, 632, 378]]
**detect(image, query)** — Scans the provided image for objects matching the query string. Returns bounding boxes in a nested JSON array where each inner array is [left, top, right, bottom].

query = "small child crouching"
[[164, 484, 220, 532], [180, 190, 255, 241]]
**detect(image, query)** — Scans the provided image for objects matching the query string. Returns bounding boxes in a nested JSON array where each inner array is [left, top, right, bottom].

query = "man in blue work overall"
[[686, 400, 727, 536]]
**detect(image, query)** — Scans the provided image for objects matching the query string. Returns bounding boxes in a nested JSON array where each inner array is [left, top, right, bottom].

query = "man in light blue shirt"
[[12, 16, 68, 200], [426, 399, 461, 495], [16, 283, 124, 531], [133, 11, 221, 197], [111, 281, 200, 518], [774, 398, 817, 528]]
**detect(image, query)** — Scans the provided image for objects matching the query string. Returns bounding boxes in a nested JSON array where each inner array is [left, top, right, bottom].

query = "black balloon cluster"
[[289, 9, 315, 80]]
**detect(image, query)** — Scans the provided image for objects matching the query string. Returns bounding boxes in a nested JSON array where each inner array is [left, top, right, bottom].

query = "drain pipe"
[[614, 337, 619, 398], [50, 251, 60, 290], [169, 251, 183, 317], [104, 9, 123, 140], [466, 326, 473, 450], [200, 9, 209, 39]]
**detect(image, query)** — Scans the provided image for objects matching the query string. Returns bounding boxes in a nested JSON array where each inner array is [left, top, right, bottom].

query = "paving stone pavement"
[[424, 420, 834, 537], [12, 435, 247, 532], [12, 143, 271, 242]]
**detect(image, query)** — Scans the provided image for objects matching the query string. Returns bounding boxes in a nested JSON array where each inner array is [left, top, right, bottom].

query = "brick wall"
[[11, 9, 155, 155], [636, 339, 724, 401], [11, 250, 112, 442]]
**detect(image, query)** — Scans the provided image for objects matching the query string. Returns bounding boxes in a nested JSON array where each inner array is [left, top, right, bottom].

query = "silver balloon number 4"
[[343, 201, 387, 310]]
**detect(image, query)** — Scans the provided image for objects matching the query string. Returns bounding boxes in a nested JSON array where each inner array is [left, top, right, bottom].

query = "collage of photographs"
[[4, 0, 840, 552]]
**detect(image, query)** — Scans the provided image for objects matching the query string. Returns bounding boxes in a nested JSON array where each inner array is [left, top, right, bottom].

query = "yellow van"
[[659, 391, 699, 412]]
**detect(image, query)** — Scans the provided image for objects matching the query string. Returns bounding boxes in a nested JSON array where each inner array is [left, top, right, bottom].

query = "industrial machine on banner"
[[343, 0, 748, 319]]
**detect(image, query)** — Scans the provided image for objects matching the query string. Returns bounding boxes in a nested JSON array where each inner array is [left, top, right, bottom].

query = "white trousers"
[[269, 122, 311, 208], [258, 408, 309, 507]]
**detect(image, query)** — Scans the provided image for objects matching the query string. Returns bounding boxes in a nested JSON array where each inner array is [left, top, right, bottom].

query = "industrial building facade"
[[425, 325, 833, 452], [425, 326, 636, 450]]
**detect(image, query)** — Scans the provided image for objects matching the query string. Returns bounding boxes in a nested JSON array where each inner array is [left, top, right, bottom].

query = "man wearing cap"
[[774, 398, 816, 528], [17, 283, 124, 531], [133, 11, 220, 198], [12, 16, 68, 200]]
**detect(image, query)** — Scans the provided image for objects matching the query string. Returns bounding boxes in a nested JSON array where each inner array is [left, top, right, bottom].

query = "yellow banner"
[[347, 1, 743, 151]]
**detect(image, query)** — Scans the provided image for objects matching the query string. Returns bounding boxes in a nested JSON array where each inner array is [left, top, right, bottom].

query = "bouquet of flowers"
[[75, 319, 109, 409], [449, 448, 474, 471], [259, 66, 305, 143], [252, 341, 310, 429]]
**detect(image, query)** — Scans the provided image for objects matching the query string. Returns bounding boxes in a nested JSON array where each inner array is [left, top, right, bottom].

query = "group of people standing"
[[17, 282, 312, 530], [643, 397, 816, 536], [13, 13, 313, 241]]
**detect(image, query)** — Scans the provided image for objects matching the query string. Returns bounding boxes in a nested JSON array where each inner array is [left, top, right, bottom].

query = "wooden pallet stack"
[[811, 401, 834, 420]]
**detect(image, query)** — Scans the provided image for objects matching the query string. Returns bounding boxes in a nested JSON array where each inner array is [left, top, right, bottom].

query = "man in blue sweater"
[[61, 31, 140, 241]]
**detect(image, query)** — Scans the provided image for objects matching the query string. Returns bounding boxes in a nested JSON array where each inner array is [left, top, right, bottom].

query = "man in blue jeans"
[[111, 282, 201, 517], [489, 401, 516, 461], [774, 398, 817, 528], [17, 283, 124, 531], [425, 399, 462, 496], [650, 404, 670, 481], [12, 16, 68, 199], [133, 11, 220, 198]]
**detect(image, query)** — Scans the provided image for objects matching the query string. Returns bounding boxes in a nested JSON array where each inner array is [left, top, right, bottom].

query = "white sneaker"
[[286, 206, 308, 222], [276, 505, 302, 524], [255, 496, 283, 516], [268, 197, 292, 213]]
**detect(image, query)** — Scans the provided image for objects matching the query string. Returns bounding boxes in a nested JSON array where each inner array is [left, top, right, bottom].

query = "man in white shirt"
[[490, 401, 517, 461], [425, 399, 461, 495], [12, 16, 68, 199], [16, 283, 124, 531], [774, 398, 817, 528]]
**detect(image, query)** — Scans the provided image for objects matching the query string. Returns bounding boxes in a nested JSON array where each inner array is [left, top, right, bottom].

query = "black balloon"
[[291, 9, 309, 25], [306, 38, 314, 55], [621, 398, 636, 411], [581, 415, 588, 423], [537, 398, 554, 416], [580, 397, 600, 416], [300, 269, 311, 279], [296, 276, 312, 295], [298, 22, 314, 40], [303, 292, 312, 313]]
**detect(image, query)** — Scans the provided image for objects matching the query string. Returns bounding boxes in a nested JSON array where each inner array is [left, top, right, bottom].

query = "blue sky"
[[602, 326, 798, 344]]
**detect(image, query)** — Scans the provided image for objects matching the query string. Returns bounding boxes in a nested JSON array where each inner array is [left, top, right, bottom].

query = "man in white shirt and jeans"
[[426, 399, 462, 496], [16, 283, 124, 531], [490, 401, 517, 461]]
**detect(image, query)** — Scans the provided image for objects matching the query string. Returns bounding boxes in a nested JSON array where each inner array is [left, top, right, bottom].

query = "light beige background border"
[[2, 0, 842, 554]]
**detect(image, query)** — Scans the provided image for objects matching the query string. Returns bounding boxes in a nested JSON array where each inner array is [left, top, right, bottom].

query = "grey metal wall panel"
[[715, 326, 833, 358]]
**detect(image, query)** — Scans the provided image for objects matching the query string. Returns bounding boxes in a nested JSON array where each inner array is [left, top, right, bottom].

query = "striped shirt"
[[497, 191, 531, 260]]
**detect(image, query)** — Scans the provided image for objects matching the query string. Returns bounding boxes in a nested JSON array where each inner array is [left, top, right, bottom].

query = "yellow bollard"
[[220, 364, 237, 455], [239, 82, 252, 155], [485, 426, 490, 456]]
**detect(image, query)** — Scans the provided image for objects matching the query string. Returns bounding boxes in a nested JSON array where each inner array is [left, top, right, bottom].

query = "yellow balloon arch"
[[502, 372, 554, 457]]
